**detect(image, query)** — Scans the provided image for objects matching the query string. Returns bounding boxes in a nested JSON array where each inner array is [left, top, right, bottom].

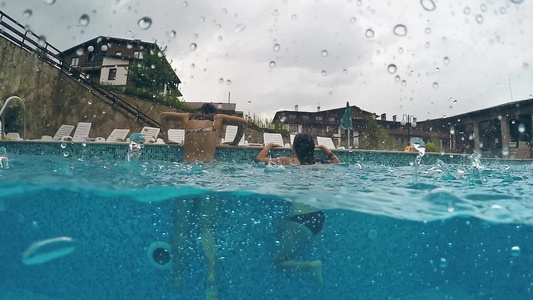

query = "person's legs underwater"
[[171, 198, 194, 290], [198, 194, 219, 300], [273, 218, 324, 287]]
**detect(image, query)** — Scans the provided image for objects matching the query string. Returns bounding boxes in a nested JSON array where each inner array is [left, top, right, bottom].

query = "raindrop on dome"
[[475, 14, 483, 24], [349, 17, 356, 23], [138, 17, 152, 30], [511, 246, 521, 257], [269, 61, 276, 68], [169, 30, 177, 38], [43, 0, 56, 5], [23, 9, 32, 18], [443, 57, 450, 65], [321, 50, 328, 57], [480, 4, 487, 12], [189, 43, 197, 51], [273, 44, 280, 52], [510, 0, 523, 4], [393, 24, 407, 36], [394, 75, 400, 82], [398, 47, 404, 54], [182, 1, 188, 7], [76, 48, 84, 56], [321, 70, 327, 76], [519, 124, 526, 133], [38, 36, 46, 47], [420, 0, 436, 11], [226, 80, 232, 85], [401, 80, 407, 86], [87, 45, 94, 52], [425, 27, 431, 34], [219, 78, 224, 84], [523, 63, 529, 70], [499, 7, 507, 14], [291, 14, 297, 20], [79, 14, 90, 27], [449, 127, 455, 135], [432, 82, 439, 88], [101, 45, 108, 51], [463, 7, 471, 15], [365, 29, 374, 38], [387, 64, 397, 74]]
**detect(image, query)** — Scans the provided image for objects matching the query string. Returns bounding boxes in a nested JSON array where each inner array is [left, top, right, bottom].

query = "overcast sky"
[[2, 0, 532, 121]]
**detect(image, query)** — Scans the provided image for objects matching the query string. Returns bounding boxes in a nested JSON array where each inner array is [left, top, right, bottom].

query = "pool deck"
[[0, 140, 531, 166]]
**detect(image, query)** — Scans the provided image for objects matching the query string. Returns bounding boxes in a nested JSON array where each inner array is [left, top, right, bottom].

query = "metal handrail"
[[0, 9, 160, 128], [0, 96, 26, 140]]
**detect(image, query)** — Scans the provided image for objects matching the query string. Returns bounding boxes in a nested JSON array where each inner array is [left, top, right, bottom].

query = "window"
[[134, 51, 143, 59], [315, 116, 323, 121], [303, 115, 309, 120], [217, 104, 223, 109], [71, 57, 79, 66], [108, 68, 117, 80], [328, 117, 336, 122], [115, 51, 122, 56], [288, 125, 299, 133], [289, 115, 296, 119]]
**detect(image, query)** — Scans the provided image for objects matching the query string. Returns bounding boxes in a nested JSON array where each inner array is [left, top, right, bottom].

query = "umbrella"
[[340, 102, 352, 147]]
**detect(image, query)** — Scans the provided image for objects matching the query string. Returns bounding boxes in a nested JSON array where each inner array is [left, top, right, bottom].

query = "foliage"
[[425, 142, 439, 152], [360, 118, 397, 150], [126, 47, 183, 107]]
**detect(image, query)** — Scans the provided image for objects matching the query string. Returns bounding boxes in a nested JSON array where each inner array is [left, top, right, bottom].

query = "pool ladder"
[[0, 96, 26, 140]]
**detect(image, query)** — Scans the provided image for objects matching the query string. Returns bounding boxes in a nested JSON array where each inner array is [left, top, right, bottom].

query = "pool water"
[[0, 154, 532, 299]]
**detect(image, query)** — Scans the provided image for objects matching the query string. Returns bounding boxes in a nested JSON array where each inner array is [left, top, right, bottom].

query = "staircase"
[[0, 10, 160, 128]]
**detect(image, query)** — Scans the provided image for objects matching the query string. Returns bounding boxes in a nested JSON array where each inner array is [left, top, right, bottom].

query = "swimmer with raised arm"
[[255, 132, 340, 287], [161, 104, 247, 300]]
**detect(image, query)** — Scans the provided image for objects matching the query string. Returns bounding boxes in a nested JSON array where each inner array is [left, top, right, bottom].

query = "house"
[[272, 105, 377, 147], [61, 36, 181, 95]]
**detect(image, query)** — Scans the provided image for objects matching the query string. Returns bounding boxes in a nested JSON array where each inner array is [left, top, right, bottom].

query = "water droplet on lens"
[[182, 1, 188, 7], [61, 142, 67, 149], [38, 36, 46, 47], [519, 124, 525, 133], [79, 14, 90, 27], [217, 36, 223, 41], [190, 43, 197, 51], [398, 47, 404, 54], [101, 45, 108, 51], [394, 75, 400, 82], [436, 67, 440, 72], [269, 61, 276, 68], [523, 63, 529, 70], [273, 44, 280, 52], [349, 17, 356, 23], [450, 127, 455, 135], [76, 48, 84, 56], [63, 151, 69, 157], [425, 42, 430, 48], [443, 57, 450, 65], [475, 14, 483, 24], [463, 7, 471, 15], [365, 29, 374, 38], [88, 99, 93, 105], [226, 79, 231, 85], [23, 9, 32, 18], [387, 64, 397, 74], [510, 0, 523, 4], [420, 0, 436, 11], [321, 50, 328, 57], [219, 78, 224, 84], [401, 80, 406, 86], [138, 17, 152, 30], [291, 14, 297, 20], [439, 258, 448, 268], [393, 24, 407, 36], [321, 70, 327, 76], [169, 30, 177, 38], [425, 27, 431, 34], [480, 4, 487, 12], [432, 82, 439, 88], [511, 246, 521, 257], [500, 7, 507, 14], [43, 0, 56, 5]]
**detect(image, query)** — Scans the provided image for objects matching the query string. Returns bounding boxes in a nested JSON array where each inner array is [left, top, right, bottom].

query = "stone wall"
[[0, 37, 181, 140]]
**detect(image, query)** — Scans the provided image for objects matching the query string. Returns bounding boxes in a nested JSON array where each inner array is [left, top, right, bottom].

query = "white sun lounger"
[[263, 133, 284, 146], [52, 125, 75, 141], [106, 129, 130, 143], [167, 129, 185, 144], [140, 127, 161, 143], [5, 132, 23, 141], [222, 125, 245, 145], [317, 136, 336, 149], [62, 122, 92, 142]]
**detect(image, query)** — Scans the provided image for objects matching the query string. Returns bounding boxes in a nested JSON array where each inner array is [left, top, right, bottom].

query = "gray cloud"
[[2, 0, 532, 121]]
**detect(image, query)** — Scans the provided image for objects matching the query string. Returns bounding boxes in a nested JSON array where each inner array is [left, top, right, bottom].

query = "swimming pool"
[[0, 145, 532, 299]]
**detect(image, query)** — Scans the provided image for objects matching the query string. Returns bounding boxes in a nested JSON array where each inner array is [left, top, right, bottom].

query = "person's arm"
[[160, 112, 189, 142], [219, 114, 248, 146], [255, 142, 293, 164], [317, 144, 340, 163]]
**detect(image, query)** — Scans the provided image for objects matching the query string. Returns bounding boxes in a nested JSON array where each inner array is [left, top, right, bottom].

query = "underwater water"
[[0, 154, 532, 299]]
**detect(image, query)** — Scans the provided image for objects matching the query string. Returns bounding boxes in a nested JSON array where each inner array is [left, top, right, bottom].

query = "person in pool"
[[161, 104, 247, 299], [161, 103, 248, 161], [255, 132, 340, 287]]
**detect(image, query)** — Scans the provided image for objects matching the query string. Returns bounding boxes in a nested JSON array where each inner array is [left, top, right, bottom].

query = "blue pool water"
[[0, 154, 532, 299]]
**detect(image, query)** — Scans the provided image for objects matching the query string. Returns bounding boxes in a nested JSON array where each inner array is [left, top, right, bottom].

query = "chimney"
[[381, 113, 386, 121], [295, 105, 299, 111], [392, 115, 397, 122], [317, 106, 321, 112]]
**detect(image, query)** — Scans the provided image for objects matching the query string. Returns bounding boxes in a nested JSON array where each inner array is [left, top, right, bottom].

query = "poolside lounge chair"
[[222, 125, 245, 146], [317, 136, 336, 149], [61, 122, 92, 142], [167, 129, 185, 144], [140, 127, 161, 143], [52, 125, 75, 141], [263, 133, 284, 146], [106, 129, 130, 143], [5, 132, 23, 141], [40, 135, 53, 141]]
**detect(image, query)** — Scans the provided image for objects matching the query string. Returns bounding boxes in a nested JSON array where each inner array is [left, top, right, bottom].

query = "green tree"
[[360, 118, 397, 150], [127, 47, 183, 107]]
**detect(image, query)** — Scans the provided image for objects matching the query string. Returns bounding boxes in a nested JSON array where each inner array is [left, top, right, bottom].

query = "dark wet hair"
[[190, 103, 218, 120], [293, 133, 315, 165]]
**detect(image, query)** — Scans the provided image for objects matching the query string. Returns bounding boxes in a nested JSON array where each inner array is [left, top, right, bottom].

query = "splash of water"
[[127, 133, 145, 161]]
